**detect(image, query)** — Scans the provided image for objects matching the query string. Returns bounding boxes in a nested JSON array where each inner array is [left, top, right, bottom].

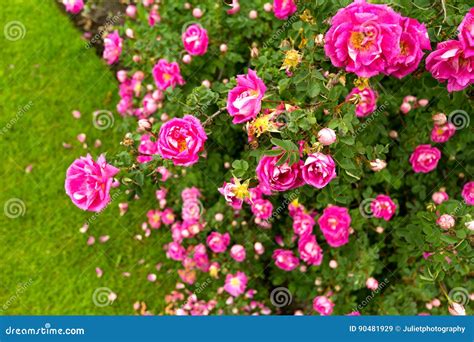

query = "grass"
[[0, 0, 175, 314]]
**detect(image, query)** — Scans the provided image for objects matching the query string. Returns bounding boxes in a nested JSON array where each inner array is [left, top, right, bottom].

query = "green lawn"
[[0, 0, 174, 314]]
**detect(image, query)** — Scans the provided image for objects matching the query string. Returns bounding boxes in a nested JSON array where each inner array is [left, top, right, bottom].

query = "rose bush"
[[65, 0, 473, 315]]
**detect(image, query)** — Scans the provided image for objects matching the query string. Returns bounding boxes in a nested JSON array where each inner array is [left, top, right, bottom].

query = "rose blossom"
[[152, 59, 185, 91], [302, 152, 337, 189], [318, 206, 351, 248], [437, 214, 455, 230], [370, 159, 387, 172], [147, 210, 161, 229], [370, 195, 396, 221], [230, 245, 246, 262], [206, 232, 230, 253], [63, 0, 84, 14], [298, 235, 323, 266], [224, 272, 247, 297], [218, 181, 244, 210], [313, 296, 334, 316], [346, 87, 378, 117], [250, 199, 273, 220], [324, 0, 402, 77], [137, 134, 158, 164], [256, 154, 303, 192], [431, 123, 457, 144], [167, 241, 186, 261], [293, 212, 315, 237], [65, 154, 119, 212], [462, 181, 474, 205], [458, 8, 474, 58], [272, 249, 299, 271], [409, 144, 441, 173], [227, 69, 266, 124], [432, 191, 449, 205], [103, 31, 122, 65], [182, 24, 209, 56], [386, 17, 431, 78], [156, 115, 207, 167], [317, 128, 336, 145], [426, 40, 474, 92], [366, 277, 379, 290], [273, 0, 297, 20]]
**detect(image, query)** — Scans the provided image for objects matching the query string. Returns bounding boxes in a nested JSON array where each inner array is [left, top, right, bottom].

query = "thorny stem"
[[440, 0, 447, 23], [203, 107, 226, 126]]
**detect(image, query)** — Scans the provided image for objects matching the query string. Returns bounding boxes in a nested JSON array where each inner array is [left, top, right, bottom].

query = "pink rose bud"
[[366, 277, 379, 290], [138, 119, 152, 131], [426, 303, 433, 310], [133, 55, 141, 63], [220, 44, 228, 53], [432, 113, 447, 126], [329, 260, 338, 269], [95, 267, 103, 278], [72, 110, 81, 119], [77, 133, 86, 143], [160, 113, 169, 121], [432, 298, 441, 307], [125, 28, 134, 39], [117, 70, 127, 83], [249, 10, 258, 19], [465, 220, 474, 231], [184, 3, 191, 10], [119, 202, 128, 216], [125, 5, 137, 18], [418, 99, 429, 107], [314, 33, 324, 46], [404, 95, 417, 103], [108, 292, 117, 302], [87, 236, 95, 245], [99, 235, 110, 243], [94, 139, 102, 148], [254, 242, 264, 255], [192, 8, 203, 18], [263, 2, 272, 12], [400, 102, 411, 114], [369, 159, 387, 172], [375, 226, 384, 234], [448, 302, 466, 316], [182, 54, 192, 64], [389, 130, 398, 139], [224, 162, 231, 169], [432, 191, 449, 205], [317, 128, 336, 145], [230, 244, 246, 262], [202, 80, 211, 88], [436, 214, 455, 229], [25, 164, 33, 173], [214, 213, 224, 222], [147, 273, 157, 282]]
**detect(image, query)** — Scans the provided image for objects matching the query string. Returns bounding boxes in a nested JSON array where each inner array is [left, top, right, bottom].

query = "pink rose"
[[432, 191, 449, 205], [148, 6, 161, 26], [302, 152, 337, 189], [458, 8, 474, 58], [182, 24, 209, 56], [346, 87, 378, 117], [230, 244, 246, 262], [63, 0, 84, 14], [409, 144, 441, 173], [218, 181, 244, 210], [137, 134, 158, 164], [273, 0, 297, 20], [298, 235, 323, 266], [103, 31, 122, 65], [256, 154, 304, 192], [250, 199, 273, 220], [167, 241, 186, 261], [370, 194, 396, 221], [272, 249, 299, 271], [152, 59, 185, 91], [147, 210, 161, 229], [437, 214, 455, 230], [462, 181, 474, 205], [318, 206, 351, 248], [431, 123, 456, 143], [292, 212, 315, 237], [227, 69, 266, 124], [324, 0, 402, 77], [206, 232, 230, 253], [65, 154, 119, 212], [157, 115, 207, 167], [317, 128, 336, 146], [426, 40, 474, 92], [313, 296, 334, 316], [224, 271, 247, 297], [366, 277, 379, 290], [386, 17, 431, 78]]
